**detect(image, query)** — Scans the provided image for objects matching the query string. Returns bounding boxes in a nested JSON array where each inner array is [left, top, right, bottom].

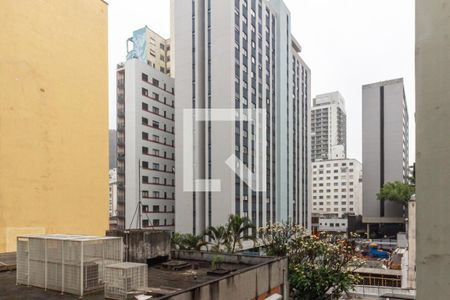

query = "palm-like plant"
[[171, 232, 207, 250], [226, 214, 256, 253], [205, 225, 229, 252]]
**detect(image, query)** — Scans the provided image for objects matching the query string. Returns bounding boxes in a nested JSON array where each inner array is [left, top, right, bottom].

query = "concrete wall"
[[161, 251, 288, 300], [416, 0, 450, 298], [106, 229, 171, 263], [0, 0, 109, 252]]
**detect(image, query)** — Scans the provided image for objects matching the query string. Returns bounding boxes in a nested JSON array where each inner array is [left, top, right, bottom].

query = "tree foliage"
[[172, 215, 256, 253], [259, 223, 361, 300], [225, 214, 256, 253], [205, 225, 229, 252], [258, 221, 304, 257], [171, 233, 207, 251], [377, 181, 415, 204]]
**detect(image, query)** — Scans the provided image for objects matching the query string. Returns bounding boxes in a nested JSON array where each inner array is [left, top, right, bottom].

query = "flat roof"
[[362, 78, 404, 89], [0, 256, 274, 299], [17, 234, 121, 242]]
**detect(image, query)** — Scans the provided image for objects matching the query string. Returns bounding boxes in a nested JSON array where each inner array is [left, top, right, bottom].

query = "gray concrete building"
[[362, 79, 409, 234], [109, 129, 117, 169], [113, 29, 176, 231], [311, 92, 347, 161], [416, 0, 450, 297], [173, 0, 311, 235]]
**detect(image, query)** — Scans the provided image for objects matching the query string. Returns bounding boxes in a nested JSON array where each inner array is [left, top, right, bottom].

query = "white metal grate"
[[16, 234, 123, 297], [104, 262, 148, 300]]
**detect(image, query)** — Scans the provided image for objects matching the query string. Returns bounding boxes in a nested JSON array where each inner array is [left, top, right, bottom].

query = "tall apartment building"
[[311, 92, 347, 161], [312, 159, 362, 217], [109, 168, 118, 219], [0, 0, 108, 252], [127, 26, 172, 76], [112, 34, 176, 230], [362, 78, 409, 232], [173, 0, 311, 235]]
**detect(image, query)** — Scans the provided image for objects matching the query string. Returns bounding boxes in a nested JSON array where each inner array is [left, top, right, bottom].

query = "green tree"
[[288, 234, 361, 300], [259, 223, 361, 300], [205, 225, 229, 252], [258, 221, 304, 256], [226, 214, 256, 253], [171, 233, 207, 251], [377, 181, 415, 204]]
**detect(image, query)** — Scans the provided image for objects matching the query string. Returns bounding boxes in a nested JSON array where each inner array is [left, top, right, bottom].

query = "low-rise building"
[[312, 159, 362, 217], [1, 251, 288, 300], [318, 216, 348, 233]]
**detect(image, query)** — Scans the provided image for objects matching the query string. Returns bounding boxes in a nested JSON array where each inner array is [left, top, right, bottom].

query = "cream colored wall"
[[0, 0, 109, 252], [416, 0, 450, 297]]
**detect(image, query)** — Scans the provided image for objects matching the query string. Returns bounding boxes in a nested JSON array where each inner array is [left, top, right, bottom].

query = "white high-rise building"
[[173, 0, 311, 235], [362, 78, 409, 230], [311, 92, 347, 161], [112, 29, 176, 231], [311, 159, 362, 218]]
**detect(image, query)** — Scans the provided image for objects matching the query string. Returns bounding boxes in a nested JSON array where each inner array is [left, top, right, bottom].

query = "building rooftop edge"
[[362, 78, 404, 89]]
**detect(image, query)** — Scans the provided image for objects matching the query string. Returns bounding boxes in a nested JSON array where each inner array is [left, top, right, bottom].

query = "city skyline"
[[107, 0, 415, 163]]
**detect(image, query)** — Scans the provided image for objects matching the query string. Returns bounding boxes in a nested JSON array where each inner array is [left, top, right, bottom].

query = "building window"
[[142, 176, 149, 183], [153, 205, 160, 212], [152, 78, 159, 87], [142, 117, 148, 125], [142, 147, 148, 154], [142, 88, 148, 96], [153, 219, 160, 226], [142, 102, 148, 110], [142, 73, 148, 82]]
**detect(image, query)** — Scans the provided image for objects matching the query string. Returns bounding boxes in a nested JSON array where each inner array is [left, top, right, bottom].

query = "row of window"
[[142, 102, 174, 120], [314, 201, 355, 206], [142, 147, 175, 160], [313, 188, 354, 193], [313, 194, 355, 200], [313, 162, 354, 168], [142, 175, 175, 186], [142, 117, 174, 134], [319, 222, 346, 227], [142, 161, 174, 173], [142, 131, 174, 147], [142, 88, 174, 107], [142, 205, 174, 213], [142, 218, 174, 227], [141, 73, 174, 94], [317, 207, 354, 212], [142, 190, 174, 199]]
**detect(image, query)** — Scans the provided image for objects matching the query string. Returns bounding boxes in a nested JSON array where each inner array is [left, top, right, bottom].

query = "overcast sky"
[[108, 0, 415, 163]]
